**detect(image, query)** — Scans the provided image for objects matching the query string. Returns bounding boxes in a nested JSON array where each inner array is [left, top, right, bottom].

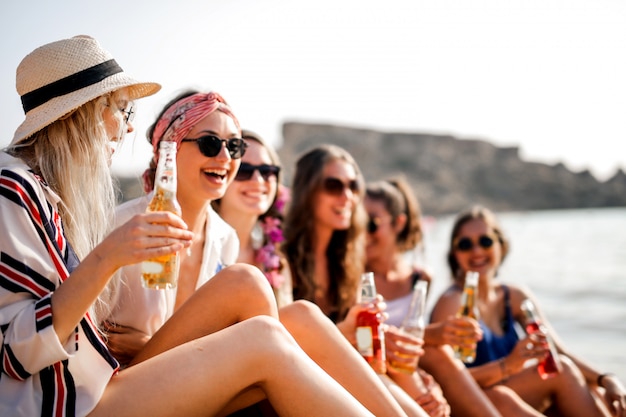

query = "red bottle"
[[356, 272, 386, 374], [521, 299, 562, 379]]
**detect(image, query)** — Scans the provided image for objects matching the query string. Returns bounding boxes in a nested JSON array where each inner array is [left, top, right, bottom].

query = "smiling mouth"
[[332, 206, 351, 216], [203, 168, 227, 181]]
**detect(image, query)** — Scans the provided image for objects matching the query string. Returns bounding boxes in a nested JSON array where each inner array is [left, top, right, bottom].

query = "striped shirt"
[[0, 153, 118, 417]]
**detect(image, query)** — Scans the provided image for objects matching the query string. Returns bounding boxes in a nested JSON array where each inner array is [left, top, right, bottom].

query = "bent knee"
[[279, 300, 328, 331], [243, 316, 295, 347], [556, 354, 585, 382], [281, 300, 322, 320], [217, 263, 273, 292]]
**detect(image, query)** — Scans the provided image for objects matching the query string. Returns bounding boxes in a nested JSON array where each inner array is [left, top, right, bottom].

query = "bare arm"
[[51, 212, 192, 343]]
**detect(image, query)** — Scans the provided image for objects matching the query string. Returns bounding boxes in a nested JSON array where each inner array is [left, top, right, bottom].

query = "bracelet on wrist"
[[597, 373, 614, 386]]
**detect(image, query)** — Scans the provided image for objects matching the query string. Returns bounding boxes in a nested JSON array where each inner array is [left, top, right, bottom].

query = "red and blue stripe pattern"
[[1, 168, 118, 416]]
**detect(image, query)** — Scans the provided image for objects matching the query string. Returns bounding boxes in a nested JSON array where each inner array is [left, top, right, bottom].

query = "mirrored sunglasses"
[[235, 162, 281, 181], [454, 235, 495, 252], [181, 135, 248, 159], [321, 177, 360, 196]]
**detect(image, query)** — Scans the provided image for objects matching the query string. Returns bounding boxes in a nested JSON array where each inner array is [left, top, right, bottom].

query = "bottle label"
[[356, 326, 374, 356]]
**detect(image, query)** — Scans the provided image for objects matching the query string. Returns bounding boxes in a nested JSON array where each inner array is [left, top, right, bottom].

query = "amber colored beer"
[[454, 271, 480, 363], [141, 141, 181, 290]]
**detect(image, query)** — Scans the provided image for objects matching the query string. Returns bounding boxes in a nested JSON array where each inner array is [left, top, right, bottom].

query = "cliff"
[[276, 122, 626, 216]]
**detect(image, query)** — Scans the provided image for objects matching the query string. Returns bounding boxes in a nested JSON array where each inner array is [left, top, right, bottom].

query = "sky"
[[1, 0, 625, 181]]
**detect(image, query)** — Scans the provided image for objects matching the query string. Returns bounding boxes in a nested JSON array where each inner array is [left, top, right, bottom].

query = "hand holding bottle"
[[95, 211, 192, 277], [337, 295, 387, 346], [430, 316, 483, 348], [385, 326, 424, 374], [500, 334, 551, 377]]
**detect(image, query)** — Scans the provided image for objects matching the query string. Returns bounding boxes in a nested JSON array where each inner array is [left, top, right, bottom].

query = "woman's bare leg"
[[420, 345, 502, 417], [131, 264, 278, 365], [90, 317, 373, 417], [504, 356, 611, 417], [279, 300, 419, 416], [483, 385, 545, 417]]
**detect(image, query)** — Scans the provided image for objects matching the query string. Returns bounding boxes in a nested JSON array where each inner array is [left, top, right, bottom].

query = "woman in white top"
[[365, 177, 503, 417], [103, 90, 411, 416], [212, 129, 293, 308]]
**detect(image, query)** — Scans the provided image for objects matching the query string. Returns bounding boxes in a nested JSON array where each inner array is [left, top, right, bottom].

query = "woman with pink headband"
[[104, 89, 416, 416]]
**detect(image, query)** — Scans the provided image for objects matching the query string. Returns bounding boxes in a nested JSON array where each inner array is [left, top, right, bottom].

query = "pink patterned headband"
[[142, 91, 241, 193], [150, 91, 240, 158]]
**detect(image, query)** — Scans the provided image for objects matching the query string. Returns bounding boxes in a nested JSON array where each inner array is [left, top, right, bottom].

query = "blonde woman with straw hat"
[[0, 35, 375, 417]]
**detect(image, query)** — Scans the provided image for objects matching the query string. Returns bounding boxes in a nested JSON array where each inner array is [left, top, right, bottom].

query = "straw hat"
[[12, 35, 161, 145]]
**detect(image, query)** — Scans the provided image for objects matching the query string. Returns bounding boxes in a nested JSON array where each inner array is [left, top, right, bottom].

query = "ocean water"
[[418, 207, 626, 383]]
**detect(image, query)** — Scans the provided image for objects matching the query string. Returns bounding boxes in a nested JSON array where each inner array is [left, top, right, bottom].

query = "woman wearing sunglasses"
[[214, 132, 426, 416], [212, 130, 292, 308], [104, 92, 411, 416], [430, 205, 623, 417], [365, 178, 506, 417], [283, 144, 432, 417]]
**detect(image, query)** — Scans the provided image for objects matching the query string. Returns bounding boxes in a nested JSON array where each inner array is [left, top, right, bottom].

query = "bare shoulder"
[[430, 284, 462, 323], [503, 282, 537, 318]]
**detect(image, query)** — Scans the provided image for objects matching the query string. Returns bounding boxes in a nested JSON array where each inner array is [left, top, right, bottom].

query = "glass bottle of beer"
[[454, 271, 480, 363], [400, 280, 429, 340], [356, 272, 386, 374], [390, 280, 429, 374], [141, 140, 182, 290], [520, 299, 562, 379]]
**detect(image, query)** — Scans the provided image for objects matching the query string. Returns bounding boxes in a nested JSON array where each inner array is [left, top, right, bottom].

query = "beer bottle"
[[400, 280, 428, 340], [390, 280, 429, 373], [141, 140, 182, 289], [454, 271, 480, 363]]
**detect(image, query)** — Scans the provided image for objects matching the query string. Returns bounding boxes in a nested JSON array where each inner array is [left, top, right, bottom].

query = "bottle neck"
[[155, 142, 178, 192]]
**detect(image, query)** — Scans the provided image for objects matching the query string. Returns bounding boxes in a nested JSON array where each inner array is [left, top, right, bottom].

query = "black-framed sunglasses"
[[181, 135, 248, 159], [367, 217, 380, 234], [321, 177, 360, 196], [235, 162, 281, 181], [454, 235, 495, 252]]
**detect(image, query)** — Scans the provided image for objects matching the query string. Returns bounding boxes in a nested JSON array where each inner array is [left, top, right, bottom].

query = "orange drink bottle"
[[356, 272, 386, 374]]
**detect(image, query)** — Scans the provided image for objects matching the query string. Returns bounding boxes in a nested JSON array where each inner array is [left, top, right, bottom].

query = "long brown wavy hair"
[[282, 144, 366, 322]]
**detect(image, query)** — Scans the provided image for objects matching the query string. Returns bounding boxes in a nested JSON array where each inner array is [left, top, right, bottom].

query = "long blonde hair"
[[7, 91, 123, 323]]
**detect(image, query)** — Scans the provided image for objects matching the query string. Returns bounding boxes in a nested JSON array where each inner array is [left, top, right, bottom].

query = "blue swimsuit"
[[468, 285, 520, 367]]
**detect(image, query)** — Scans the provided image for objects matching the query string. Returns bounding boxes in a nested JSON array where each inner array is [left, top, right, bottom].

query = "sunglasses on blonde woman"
[[454, 235, 495, 252], [181, 135, 248, 159], [235, 163, 280, 181], [321, 177, 360, 196]]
